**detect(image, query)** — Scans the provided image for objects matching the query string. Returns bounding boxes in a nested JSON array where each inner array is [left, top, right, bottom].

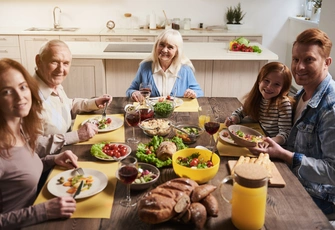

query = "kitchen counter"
[[0, 26, 262, 37], [65, 41, 277, 60]]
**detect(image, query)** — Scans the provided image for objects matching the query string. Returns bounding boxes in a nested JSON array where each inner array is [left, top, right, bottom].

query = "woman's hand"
[[95, 94, 113, 108], [45, 197, 76, 219], [131, 91, 144, 102], [54, 150, 78, 169], [183, 89, 196, 98]]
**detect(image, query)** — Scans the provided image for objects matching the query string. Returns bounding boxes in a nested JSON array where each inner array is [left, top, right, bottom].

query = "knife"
[[73, 180, 84, 199]]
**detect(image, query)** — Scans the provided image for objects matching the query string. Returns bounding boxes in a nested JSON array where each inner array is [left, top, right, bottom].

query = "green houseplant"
[[226, 6, 235, 24], [312, 0, 322, 13], [234, 3, 246, 24]]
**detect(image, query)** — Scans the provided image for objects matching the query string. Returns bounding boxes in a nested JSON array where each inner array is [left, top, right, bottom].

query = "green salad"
[[154, 101, 174, 118], [136, 135, 187, 168]]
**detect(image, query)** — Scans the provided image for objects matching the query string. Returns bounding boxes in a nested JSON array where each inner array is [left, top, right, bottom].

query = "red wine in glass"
[[205, 122, 220, 135], [125, 113, 140, 126], [118, 165, 138, 184], [140, 88, 151, 98], [140, 108, 154, 121]]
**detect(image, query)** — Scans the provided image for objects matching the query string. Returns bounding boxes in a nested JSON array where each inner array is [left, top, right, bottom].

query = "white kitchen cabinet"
[[0, 35, 21, 62], [182, 36, 208, 42], [244, 36, 263, 44], [62, 59, 106, 98], [101, 36, 128, 42], [60, 35, 100, 42], [19, 35, 59, 75]]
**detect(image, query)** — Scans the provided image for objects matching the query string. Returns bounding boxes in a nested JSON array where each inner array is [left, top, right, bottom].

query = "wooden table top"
[[23, 97, 333, 230]]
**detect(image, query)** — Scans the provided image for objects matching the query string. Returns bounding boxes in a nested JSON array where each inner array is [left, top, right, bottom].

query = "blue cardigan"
[[126, 61, 204, 98]]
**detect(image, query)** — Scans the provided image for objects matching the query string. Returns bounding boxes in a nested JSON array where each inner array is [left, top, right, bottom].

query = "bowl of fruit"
[[172, 148, 220, 184], [131, 163, 160, 190]]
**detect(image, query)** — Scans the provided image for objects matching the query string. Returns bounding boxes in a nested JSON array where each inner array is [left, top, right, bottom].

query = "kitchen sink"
[[25, 27, 79, 32]]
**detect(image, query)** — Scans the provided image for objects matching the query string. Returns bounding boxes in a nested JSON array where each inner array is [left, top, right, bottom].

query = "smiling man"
[[251, 28, 335, 219]]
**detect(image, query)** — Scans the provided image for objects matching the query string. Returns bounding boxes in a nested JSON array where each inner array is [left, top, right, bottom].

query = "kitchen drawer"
[[243, 36, 263, 44], [101, 36, 128, 42], [182, 36, 208, 42], [0, 46, 21, 58], [60, 35, 100, 42], [0, 35, 19, 46], [208, 36, 235, 42], [128, 36, 155, 42]]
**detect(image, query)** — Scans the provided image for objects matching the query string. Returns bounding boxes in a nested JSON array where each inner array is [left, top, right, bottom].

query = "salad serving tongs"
[[168, 122, 196, 142]]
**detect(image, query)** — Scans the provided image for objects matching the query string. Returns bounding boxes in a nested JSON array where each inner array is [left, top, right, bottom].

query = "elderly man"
[[252, 28, 335, 219], [35, 39, 112, 155]]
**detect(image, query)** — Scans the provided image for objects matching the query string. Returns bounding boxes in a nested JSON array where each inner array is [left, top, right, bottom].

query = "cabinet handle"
[[183, 38, 190, 41], [212, 39, 227, 41], [106, 38, 124, 42], [0, 49, 8, 53], [33, 38, 48, 41], [0, 38, 7, 41], [74, 38, 89, 41], [133, 38, 149, 41]]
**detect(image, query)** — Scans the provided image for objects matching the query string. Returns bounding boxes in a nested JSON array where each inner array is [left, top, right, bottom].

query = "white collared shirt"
[[153, 62, 178, 96]]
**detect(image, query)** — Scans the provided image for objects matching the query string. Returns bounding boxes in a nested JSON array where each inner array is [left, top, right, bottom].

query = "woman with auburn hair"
[[225, 61, 294, 145], [0, 58, 78, 229]]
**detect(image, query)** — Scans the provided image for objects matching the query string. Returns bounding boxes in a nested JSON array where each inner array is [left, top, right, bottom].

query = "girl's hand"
[[183, 89, 196, 98], [45, 197, 76, 219], [54, 150, 78, 169]]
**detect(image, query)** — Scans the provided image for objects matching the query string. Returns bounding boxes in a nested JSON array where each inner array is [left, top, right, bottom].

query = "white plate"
[[47, 168, 108, 199], [81, 115, 123, 133], [93, 143, 132, 161], [149, 97, 183, 107], [219, 128, 237, 145]]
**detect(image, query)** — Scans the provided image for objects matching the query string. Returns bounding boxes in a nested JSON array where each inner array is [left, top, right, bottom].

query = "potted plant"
[[312, 0, 322, 13], [226, 6, 235, 24], [311, 0, 322, 21], [234, 3, 246, 24]]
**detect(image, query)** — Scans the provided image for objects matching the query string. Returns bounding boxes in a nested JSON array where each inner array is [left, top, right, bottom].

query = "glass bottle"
[[183, 18, 191, 30]]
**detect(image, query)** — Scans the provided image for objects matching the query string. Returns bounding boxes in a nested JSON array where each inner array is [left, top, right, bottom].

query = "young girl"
[[225, 62, 294, 145]]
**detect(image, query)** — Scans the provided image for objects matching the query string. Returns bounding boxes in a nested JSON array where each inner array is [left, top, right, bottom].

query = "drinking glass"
[[198, 106, 211, 129], [204, 110, 220, 150], [116, 156, 138, 207], [139, 83, 152, 103], [125, 107, 140, 143]]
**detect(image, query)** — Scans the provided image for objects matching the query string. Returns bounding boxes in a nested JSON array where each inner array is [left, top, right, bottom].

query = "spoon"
[[168, 122, 196, 142]]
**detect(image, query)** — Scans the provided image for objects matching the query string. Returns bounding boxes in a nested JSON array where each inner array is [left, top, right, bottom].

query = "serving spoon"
[[168, 122, 196, 142]]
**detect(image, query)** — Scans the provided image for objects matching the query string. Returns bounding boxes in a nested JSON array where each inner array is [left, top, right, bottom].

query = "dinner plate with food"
[[47, 168, 108, 199], [219, 128, 237, 145], [81, 115, 123, 133], [90, 143, 131, 161], [149, 96, 183, 107]]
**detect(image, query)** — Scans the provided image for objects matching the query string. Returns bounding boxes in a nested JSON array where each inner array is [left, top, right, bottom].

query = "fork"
[[102, 102, 107, 120], [66, 159, 84, 175]]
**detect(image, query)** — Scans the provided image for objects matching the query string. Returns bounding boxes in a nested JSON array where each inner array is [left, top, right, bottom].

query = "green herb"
[[154, 101, 174, 117]]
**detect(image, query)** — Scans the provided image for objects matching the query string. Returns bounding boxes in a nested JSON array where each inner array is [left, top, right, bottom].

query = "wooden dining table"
[[23, 97, 333, 230]]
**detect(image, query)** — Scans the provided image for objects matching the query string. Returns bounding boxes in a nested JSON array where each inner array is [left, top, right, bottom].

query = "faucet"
[[53, 6, 62, 29]]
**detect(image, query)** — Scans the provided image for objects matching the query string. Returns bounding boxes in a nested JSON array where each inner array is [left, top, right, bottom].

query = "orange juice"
[[231, 182, 267, 230], [198, 115, 210, 129]]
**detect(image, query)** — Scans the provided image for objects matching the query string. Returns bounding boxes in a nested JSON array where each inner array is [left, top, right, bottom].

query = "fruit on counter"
[[229, 36, 262, 53]]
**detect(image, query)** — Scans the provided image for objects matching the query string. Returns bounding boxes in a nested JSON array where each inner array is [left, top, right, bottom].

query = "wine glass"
[[125, 106, 140, 143], [139, 83, 152, 103], [204, 110, 220, 151], [116, 156, 138, 207]]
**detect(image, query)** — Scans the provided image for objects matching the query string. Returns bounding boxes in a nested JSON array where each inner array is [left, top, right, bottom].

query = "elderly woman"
[[126, 29, 204, 102]]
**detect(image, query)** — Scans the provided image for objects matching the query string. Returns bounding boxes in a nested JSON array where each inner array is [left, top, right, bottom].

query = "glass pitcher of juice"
[[221, 163, 269, 230]]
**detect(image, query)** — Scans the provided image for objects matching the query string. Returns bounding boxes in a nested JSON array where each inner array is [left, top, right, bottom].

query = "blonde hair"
[[141, 29, 194, 73]]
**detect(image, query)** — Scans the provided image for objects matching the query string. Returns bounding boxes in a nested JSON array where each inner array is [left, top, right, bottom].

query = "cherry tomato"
[[189, 158, 199, 167], [114, 151, 121, 158], [106, 118, 112, 124], [207, 160, 214, 168], [119, 148, 127, 156], [146, 149, 152, 154]]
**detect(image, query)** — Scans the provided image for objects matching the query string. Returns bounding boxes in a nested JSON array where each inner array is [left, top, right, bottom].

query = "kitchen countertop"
[[0, 27, 262, 37], [65, 41, 278, 60]]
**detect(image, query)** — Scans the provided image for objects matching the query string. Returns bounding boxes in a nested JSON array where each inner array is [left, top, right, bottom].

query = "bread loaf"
[[138, 178, 199, 224]]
